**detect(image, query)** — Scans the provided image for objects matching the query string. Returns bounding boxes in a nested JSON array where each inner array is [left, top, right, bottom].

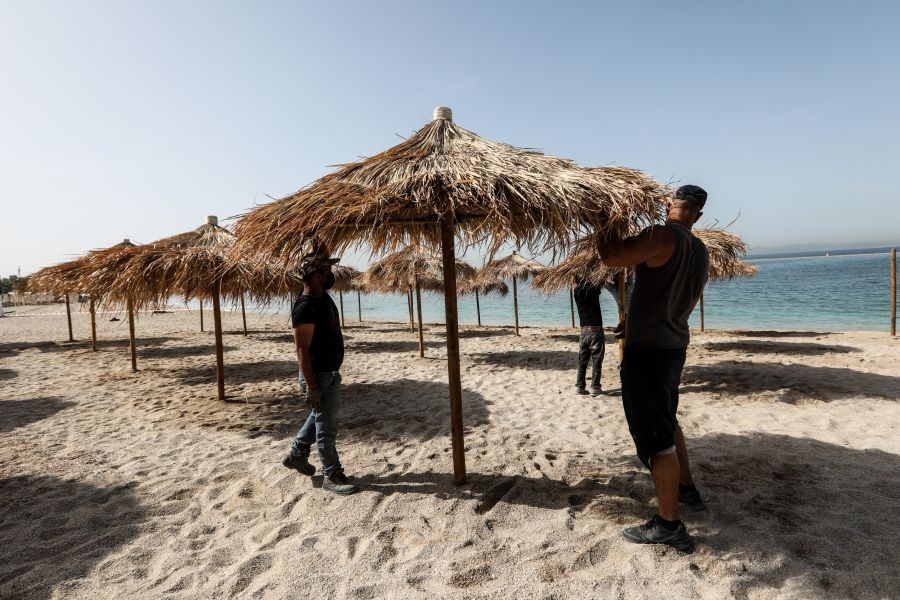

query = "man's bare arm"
[[598, 225, 675, 268], [293, 324, 317, 390]]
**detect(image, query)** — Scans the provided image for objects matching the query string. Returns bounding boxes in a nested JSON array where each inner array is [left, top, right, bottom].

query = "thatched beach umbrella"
[[29, 239, 137, 354], [459, 271, 509, 327], [231, 106, 666, 484], [332, 265, 363, 327], [693, 228, 758, 332], [364, 246, 475, 357], [477, 252, 544, 336]]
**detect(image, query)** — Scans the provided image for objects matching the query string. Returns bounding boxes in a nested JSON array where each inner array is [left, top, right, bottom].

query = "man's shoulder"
[[291, 295, 322, 322]]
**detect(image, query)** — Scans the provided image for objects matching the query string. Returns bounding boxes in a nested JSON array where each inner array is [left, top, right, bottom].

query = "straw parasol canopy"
[[475, 252, 544, 336], [458, 270, 509, 328], [693, 228, 757, 281], [231, 106, 667, 484], [29, 239, 138, 349], [330, 265, 363, 327]]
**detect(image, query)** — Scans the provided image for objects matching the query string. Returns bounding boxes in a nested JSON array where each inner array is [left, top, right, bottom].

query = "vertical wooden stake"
[[415, 276, 425, 358], [212, 287, 225, 401], [891, 248, 896, 336], [512, 275, 520, 336], [700, 289, 706, 332], [64, 292, 74, 342], [357, 290, 362, 322], [89, 297, 97, 351], [440, 219, 466, 486], [127, 299, 137, 373], [200, 299, 204, 332], [339, 290, 345, 328], [407, 288, 415, 332], [240, 295, 248, 336], [569, 288, 575, 329], [618, 274, 626, 363], [475, 290, 482, 327]]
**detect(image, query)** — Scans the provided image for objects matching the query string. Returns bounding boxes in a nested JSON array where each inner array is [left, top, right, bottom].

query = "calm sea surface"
[[256, 251, 896, 333]]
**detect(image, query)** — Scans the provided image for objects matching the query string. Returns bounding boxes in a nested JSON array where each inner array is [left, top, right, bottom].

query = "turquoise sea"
[[306, 251, 896, 333]]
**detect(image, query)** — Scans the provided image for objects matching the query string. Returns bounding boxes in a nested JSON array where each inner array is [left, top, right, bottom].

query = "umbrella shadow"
[[468, 350, 575, 371], [98, 337, 178, 349], [0, 475, 145, 599], [139, 344, 239, 359], [347, 339, 444, 353], [726, 330, 832, 338], [456, 328, 513, 339], [681, 362, 900, 401], [701, 340, 860, 356], [0, 397, 75, 433], [172, 360, 298, 386], [0, 368, 17, 381], [682, 432, 899, 599]]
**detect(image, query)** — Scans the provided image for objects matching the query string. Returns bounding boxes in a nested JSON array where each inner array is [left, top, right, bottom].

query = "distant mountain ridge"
[[749, 240, 899, 258]]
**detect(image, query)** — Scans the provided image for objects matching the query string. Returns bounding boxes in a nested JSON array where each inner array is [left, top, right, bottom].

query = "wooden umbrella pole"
[[240, 295, 248, 336], [407, 288, 415, 332], [415, 276, 425, 358], [440, 219, 466, 486], [200, 299, 204, 332], [64, 292, 74, 342], [127, 299, 137, 372], [569, 288, 575, 329], [512, 275, 520, 336], [89, 297, 97, 351], [212, 286, 226, 401], [891, 248, 896, 336], [339, 290, 345, 328], [699, 289, 706, 332], [475, 290, 482, 327], [357, 290, 362, 322], [617, 274, 626, 363]]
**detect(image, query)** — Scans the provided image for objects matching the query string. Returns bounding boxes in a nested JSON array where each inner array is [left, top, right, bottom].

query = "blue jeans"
[[290, 371, 342, 476]]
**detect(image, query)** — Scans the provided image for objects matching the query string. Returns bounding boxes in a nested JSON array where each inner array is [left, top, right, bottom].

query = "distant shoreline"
[[747, 246, 896, 261]]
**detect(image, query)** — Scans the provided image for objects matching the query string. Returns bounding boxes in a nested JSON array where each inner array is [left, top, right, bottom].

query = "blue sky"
[[2, 1, 898, 275]]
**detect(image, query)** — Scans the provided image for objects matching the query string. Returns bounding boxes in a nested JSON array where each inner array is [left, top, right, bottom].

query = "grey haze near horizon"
[[2, 1, 899, 276]]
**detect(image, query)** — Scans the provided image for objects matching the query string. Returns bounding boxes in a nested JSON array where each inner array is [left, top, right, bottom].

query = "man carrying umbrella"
[[281, 250, 359, 495], [599, 184, 709, 551]]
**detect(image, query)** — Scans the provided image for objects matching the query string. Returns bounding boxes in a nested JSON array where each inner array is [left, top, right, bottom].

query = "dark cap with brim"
[[675, 185, 707, 210], [298, 253, 340, 278]]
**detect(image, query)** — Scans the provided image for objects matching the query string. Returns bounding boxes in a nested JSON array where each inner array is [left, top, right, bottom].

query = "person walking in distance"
[[573, 276, 606, 396], [281, 250, 358, 495], [598, 184, 710, 550]]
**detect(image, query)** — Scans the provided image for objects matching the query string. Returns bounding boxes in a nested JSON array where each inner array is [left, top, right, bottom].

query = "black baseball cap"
[[298, 252, 339, 278], [675, 185, 707, 210]]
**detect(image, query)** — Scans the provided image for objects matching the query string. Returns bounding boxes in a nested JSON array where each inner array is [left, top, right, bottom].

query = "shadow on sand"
[[139, 344, 239, 360], [725, 330, 832, 338], [347, 339, 444, 353], [701, 340, 859, 356], [0, 475, 145, 599], [0, 368, 17, 381], [468, 350, 574, 371], [0, 397, 75, 433], [172, 360, 298, 386], [681, 361, 900, 401]]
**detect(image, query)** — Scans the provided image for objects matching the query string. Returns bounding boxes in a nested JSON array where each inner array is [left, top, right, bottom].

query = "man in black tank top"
[[598, 184, 710, 551]]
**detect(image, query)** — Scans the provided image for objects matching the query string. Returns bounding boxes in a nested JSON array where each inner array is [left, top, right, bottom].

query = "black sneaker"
[[679, 487, 707, 512], [575, 387, 589, 395], [622, 516, 694, 552], [322, 469, 359, 495], [282, 451, 315, 476], [589, 386, 603, 397]]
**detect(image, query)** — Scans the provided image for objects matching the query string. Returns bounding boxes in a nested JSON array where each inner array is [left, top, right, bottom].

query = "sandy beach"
[[1, 305, 898, 599]]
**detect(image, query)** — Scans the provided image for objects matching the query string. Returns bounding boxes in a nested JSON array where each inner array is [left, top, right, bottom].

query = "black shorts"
[[620, 344, 687, 469]]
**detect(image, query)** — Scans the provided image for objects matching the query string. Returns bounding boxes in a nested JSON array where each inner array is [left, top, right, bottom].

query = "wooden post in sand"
[[338, 290, 345, 328], [415, 275, 425, 357], [127, 299, 137, 372], [617, 275, 626, 363], [64, 292, 74, 342], [891, 248, 896, 336], [475, 290, 482, 327], [440, 219, 466, 485], [569, 288, 575, 328], [357, 290, 362, 322], [200, 299, 204, 332], [240, 295, 248, 336], [700, 290, 705, 332], [512, 275, 520, 336], [407, 288, 415, 332], [89, 297, 97, 351], [211, 285, 226, 401]]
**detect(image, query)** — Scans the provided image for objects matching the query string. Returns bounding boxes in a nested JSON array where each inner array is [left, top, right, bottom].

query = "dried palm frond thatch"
[[458, 271, 508, 327], [474, 252, 544, 336], [231, 106, 667, 485], [329, 265, 363, 327], [693, 228, 756, 281]]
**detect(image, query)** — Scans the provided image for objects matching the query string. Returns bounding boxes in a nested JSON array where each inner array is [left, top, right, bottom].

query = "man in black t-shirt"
[[573, 277, 605, 396], [281, 250, 358, 495]]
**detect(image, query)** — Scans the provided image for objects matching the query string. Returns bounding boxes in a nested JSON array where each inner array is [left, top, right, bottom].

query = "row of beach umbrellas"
[[27, 106, 753, 485]]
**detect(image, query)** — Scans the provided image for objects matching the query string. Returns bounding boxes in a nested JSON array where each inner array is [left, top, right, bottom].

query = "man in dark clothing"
[[599, 184, 710, 551], [573, 277, 605, 396], [281, 250, 358, 495]]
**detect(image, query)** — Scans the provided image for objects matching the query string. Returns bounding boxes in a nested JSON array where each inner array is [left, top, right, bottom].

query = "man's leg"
[[589, 329, 605, 391], [576, 330, 590, 391], [314, 373, 342, 476], [650, 450, 680, 521], [284, 373, 317, 475], [675, 425, 694, 486]]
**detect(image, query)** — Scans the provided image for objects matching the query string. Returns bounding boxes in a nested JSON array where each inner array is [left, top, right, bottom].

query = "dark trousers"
[[576, 326, 605, 390]]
